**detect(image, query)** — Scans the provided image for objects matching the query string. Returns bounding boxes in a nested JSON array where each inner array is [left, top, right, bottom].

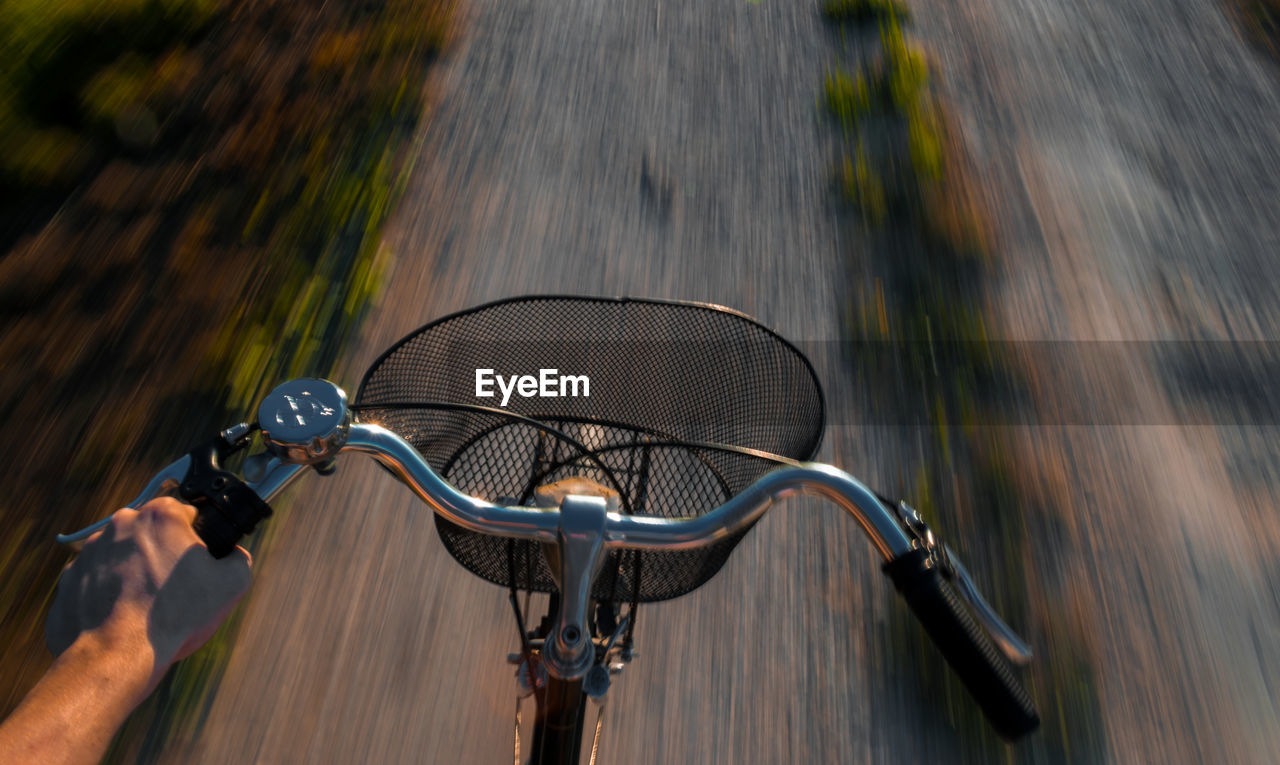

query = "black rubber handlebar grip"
[[190, 506, 246, 559], [883, 549, 1040, 740]]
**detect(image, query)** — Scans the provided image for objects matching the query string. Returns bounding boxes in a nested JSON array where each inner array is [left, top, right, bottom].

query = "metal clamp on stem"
[[541, 495, 610, 681]]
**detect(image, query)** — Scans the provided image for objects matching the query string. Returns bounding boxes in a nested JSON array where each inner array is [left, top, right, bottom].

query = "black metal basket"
[[354, 296, 825, 603]]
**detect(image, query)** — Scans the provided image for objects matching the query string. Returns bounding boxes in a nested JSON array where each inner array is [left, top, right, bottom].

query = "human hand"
[[0, 498, 252, 764], [46, 497, 253, 694]]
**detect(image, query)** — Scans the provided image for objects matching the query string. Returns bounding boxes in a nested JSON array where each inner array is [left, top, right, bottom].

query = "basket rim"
[[355, 294, 827, 459]]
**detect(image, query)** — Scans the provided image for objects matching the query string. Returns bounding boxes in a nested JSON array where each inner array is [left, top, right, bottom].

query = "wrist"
[[0, 625, 158, 765], [63, 623, 157, 705]]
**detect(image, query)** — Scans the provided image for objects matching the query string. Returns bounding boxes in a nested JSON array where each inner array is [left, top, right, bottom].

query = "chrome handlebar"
[[345, 422, 916, 559], [56, 378, 1032, 674]]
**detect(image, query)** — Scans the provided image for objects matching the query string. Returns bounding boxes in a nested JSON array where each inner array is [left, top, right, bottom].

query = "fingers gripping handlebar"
[[53, 423, 274, 558], [179, 427, 274, 558], [55, 379, 340, 555], [56, 377, 1039, 738]]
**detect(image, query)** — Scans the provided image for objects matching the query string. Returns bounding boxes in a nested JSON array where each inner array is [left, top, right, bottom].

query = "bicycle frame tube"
[[527, 675, 588, 765]]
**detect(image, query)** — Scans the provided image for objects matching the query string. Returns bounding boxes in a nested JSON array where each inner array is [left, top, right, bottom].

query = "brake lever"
[[55, 455, 193, 545], [55, 422, 273, 553], [57, 379, 348, 552], [895, 501, 1033, 665]]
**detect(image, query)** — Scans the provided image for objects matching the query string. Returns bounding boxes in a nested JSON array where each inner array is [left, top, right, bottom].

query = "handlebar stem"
[[541, 495, 610, 680]]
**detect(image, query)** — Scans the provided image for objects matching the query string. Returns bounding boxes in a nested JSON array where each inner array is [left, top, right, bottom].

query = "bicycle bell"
[[258, 378, 351, 471]]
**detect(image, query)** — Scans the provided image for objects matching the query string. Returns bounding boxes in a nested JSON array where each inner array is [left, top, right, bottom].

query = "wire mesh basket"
[[354, 296, 825, 603]]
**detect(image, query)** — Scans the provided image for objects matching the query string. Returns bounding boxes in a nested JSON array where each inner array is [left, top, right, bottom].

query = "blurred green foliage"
[[823, 19, 929, 124], [825, 17, 988, 257], [0, 0, 452, 759], [878, 18, 930, 111], [838, 143, 887, 225], [824, 67, 872, 129], [0, 0, 219, 185], [821, 0, 911, 23]]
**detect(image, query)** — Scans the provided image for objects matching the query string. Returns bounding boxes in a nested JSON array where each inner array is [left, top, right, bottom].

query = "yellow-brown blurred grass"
[[821, 0, 911, 23], [0, 0, 452, 759], [825, 18, 990, 258], [0, 0, 219, 186]]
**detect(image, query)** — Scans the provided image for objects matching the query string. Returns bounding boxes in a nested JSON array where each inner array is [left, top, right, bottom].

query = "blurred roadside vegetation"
[[0, 0, 451, 757], [0, 0, 216, 190], [823, 9, 1104, 761]]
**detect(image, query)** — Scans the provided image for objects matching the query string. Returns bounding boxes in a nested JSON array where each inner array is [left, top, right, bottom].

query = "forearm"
[[3, 500, 251, 762], [0, 629, 153, 765]]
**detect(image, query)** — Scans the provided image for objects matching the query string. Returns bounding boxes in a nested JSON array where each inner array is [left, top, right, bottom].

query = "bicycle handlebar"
[[55, 377, 1040, 740], [343, 422, 915, 558]]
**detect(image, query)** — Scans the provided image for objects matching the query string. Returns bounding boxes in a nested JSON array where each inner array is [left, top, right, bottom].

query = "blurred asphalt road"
[[911, 0, 1280, 759], [190, 0, 1280, 761]]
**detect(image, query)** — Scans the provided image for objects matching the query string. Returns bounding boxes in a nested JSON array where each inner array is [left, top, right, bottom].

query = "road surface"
[[190, 0, 1280, 761]]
